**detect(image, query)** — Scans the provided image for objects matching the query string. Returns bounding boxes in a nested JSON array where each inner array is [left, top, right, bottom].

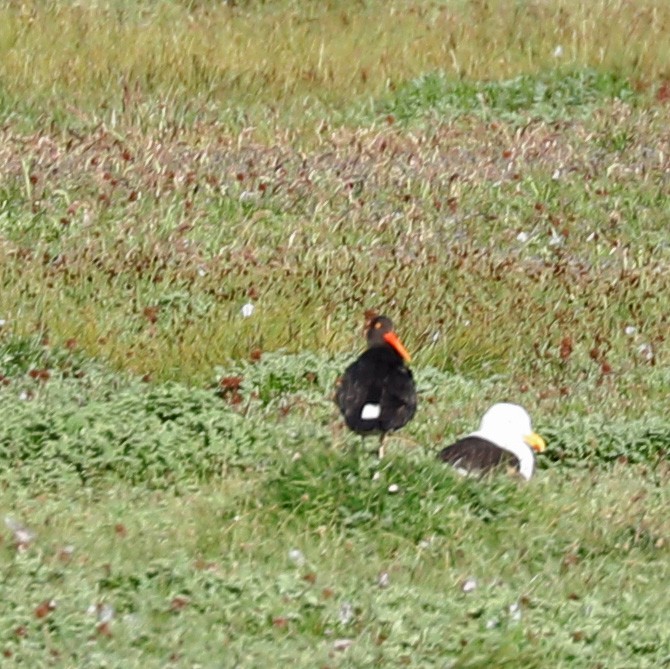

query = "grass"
[[2, 466, 668, 667], [0, 0, 669, 129], [380, 68, 637, 123], [2, 102, 670, 384], [1, 0, 670, 665], [0, 340, 669, 666]]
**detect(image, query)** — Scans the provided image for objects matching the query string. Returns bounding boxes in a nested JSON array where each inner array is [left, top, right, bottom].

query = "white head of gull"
[[468, 403, 546, 480]]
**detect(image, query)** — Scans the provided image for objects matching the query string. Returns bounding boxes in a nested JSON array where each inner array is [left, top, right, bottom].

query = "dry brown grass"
[[1, 0, 670, 122], [1, 100, 669, 386]]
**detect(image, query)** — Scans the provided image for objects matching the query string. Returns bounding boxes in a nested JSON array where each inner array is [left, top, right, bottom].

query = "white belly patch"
[[361, 403, 381, 420]]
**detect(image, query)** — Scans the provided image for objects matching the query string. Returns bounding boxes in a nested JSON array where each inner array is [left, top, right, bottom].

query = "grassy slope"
[[1, 0, 670, 666], [0, 343, 668, 667], [2, 468, 668, 668]]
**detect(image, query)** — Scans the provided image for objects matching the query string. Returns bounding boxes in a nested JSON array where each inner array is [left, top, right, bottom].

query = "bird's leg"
[[360, 435, 366, 455], [378, 433, 386, 459]]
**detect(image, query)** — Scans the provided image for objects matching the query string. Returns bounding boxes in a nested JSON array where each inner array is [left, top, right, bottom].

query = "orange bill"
[[383, 331, 411, 363]]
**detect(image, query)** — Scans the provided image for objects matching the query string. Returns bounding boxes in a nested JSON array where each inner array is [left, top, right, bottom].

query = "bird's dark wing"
[[335, 355, 385, 433], [379, 365, 417, 432], [336, 347, 417, 435], [438, 436, 519, 474]]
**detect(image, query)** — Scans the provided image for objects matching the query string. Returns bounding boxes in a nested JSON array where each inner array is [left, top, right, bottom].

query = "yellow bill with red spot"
[[524, 432, 546, 453]]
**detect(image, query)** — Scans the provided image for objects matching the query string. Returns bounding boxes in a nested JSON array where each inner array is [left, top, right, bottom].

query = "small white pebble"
[[239, 191, 257, 203], [509, 602, 522, 622], [372, 471, 381, 481], [548, 229, 564, 246], [0, 319, 6, 327], [638, 343, 654, 362], [197, 267, 207, 277], [552, 169, 562, 181], [486, 618, 499, 630], [461, 577, 477, 593], [387, 484, 399, 494], [88, 603, 115, 623], [12, 531, 34, 549], [18, 391, 30, 401], [516, 231, 529, 243], [338, 602, 354, 625], [4, 516, 36, 547], [288, 549, 305, 566], [240, 302, 255, 318], [552, 45, 564, 58], [624, 325, 637, 336], [378, 572, 390, 588], [98, 604, 115, 624]]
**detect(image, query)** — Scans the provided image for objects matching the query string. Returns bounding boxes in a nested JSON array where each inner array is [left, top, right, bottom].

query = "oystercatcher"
[[438, 403, 546, 480], [336, 315, 417, 458]]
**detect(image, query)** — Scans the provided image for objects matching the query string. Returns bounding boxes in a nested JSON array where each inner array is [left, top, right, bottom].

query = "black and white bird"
[[438, 403, 546, 480], [336, 315, 417, 458]]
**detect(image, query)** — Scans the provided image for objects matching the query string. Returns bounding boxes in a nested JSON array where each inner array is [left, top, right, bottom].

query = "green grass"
[[2, 469, 667, 668], [380, 68, 637, 123], [0, 356, 669, 666], [0, 340, 669, 666], [1, 0, 670, 665]]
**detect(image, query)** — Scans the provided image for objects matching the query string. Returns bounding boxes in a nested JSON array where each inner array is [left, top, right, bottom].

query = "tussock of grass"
[[0, 339, 668, 495], [266, 448, 527, 535]]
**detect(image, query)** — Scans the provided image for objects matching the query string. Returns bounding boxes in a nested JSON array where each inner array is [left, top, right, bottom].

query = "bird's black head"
[[365, 315, 411, 362], [365, 315, 394, 344]]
